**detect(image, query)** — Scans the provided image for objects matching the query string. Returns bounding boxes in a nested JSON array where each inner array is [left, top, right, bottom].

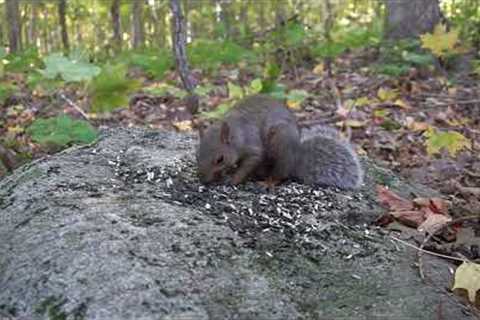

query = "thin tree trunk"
[[275, 0, 286, 27], [5, 0, 22, 53], [58, 0, 70, 53], [42, 4, 49, 52], [170, 0, 198, 113], [76, 21, 82, 43], [156, 3, 167, 47], [132, 0, 145, 49], [239, 0, 248, 32], [258, 1, 266, 31], [218, 0, 232, 39], [385, 0, 442, 40], [0, 21, 3, 46], [111, 0, 121, 52], [28, 1, 39, 48], [323, 0, 334, 77]]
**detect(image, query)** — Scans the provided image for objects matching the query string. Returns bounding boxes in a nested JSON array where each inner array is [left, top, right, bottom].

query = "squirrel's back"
[[296, 126, 363, 190]]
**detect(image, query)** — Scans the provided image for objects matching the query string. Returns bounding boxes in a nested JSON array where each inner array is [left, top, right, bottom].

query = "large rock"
[[0, 128, 473, 320]]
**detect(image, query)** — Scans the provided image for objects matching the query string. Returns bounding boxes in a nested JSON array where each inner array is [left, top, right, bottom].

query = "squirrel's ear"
[[220, 122, 230, 144]]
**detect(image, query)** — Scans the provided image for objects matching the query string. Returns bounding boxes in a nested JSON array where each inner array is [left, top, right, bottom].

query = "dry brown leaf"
[[377, 185, 413, 211], [417, 211, 451, 234], [376, 186, 452, 232], [313, 63, 324, 75]]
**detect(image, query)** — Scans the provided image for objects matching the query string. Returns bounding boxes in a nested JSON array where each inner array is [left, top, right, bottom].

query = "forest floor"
[[1, 50, 479, 218]]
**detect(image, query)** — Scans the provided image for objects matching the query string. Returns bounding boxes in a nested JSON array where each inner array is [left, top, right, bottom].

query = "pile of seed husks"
[[111, 153, 392, 260]]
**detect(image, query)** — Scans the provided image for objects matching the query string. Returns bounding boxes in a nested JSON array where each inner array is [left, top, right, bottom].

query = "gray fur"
[[296, 126, 363, 190]]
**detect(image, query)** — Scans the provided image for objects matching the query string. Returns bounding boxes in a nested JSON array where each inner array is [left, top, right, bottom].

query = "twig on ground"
[[59, 93, 89, 121], [417, 215, 480, 280]]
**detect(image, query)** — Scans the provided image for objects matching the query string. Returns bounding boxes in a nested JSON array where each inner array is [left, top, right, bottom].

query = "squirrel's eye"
[[215, 155, 224, 165]]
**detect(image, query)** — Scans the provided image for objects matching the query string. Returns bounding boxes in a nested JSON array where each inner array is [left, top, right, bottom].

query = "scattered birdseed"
[[108, 151, 391, 260]]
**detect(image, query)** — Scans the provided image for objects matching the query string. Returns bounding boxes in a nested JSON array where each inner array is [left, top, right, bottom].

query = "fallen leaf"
[[377, 186, 413, 211], [407, 121, 429, 132], [342, 119, 367, 128], [420, 24, 462, 57], [172, 120, 193, 131], [452, 262, 480, 303], [393, 99, 412, 110], [417, 212, 451, 234], [376, 186, 452, 232], [424, 127, 472, 157], [390, 210, 426, 228], [313, 63, 324, 75], [354, 96, 372, 107], [377, 87, 398, 102]]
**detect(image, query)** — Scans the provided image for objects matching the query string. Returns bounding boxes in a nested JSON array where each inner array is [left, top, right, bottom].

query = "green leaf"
[[424, 127, 471, 157], [144, 83, 187, 99], [5, 47, 41, 73], [286, 89, 308, 109], [200, 102, 233, 119], [374, 64, 410, 77], [27, 115, 97, 148], [228, 82, 244, 99], [269, 83, 287, 100], [125, 49, 173, 79], [188, 40, 257, 73], [313, 42, 346, 59], [248, 78, 263, 94], [402, 52, 434, 66], [39, 52, 101, 83], [27, 71, 63, 93], [0, 82, 16, 104], [194, 83, 215, 96], [89, 64, 141, 113]]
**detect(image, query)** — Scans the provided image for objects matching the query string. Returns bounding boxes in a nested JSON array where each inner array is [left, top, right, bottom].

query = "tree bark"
[[239, 0, 249, 33], [132, 0, 145, 49], [5, 0, 22, 53], [169, 0, 198, 113], [42, 4, 49, 52], [58, 0, 70, 53], [155, 3, 167, 47], [28, 1, 39, 48], [258, 1, 266, 31], [385, 0, 443, 40], [218, 0, 232, 39], [275, 0, 287, 27], [111, 0, 121, 52]]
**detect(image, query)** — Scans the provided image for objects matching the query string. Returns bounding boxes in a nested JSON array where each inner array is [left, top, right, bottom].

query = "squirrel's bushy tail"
[[295, 126, 363, 190]]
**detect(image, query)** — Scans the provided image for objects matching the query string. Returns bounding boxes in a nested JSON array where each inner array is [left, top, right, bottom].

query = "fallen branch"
[[58, 93, 89, 121]]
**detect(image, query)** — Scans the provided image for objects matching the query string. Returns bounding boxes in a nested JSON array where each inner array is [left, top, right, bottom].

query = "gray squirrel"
[[196, 94, 363, 190]]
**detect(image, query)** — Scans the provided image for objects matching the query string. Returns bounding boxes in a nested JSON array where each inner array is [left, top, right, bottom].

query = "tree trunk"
[[156, 3, 167, 47], [385, 0, 442, 40], [275, 0, 286, 27], [239, 0, 249, 33], [28, 1, 39, 48], [111, 0, 121, 52], [5, 0, 22, 53], [170, 0, 198, 113], [42, 4, 49, 52], [218, 0, 232, 39], [258, 1, 266, 31], [58, 0, 69, 53], [132, 0, 145, 49]]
